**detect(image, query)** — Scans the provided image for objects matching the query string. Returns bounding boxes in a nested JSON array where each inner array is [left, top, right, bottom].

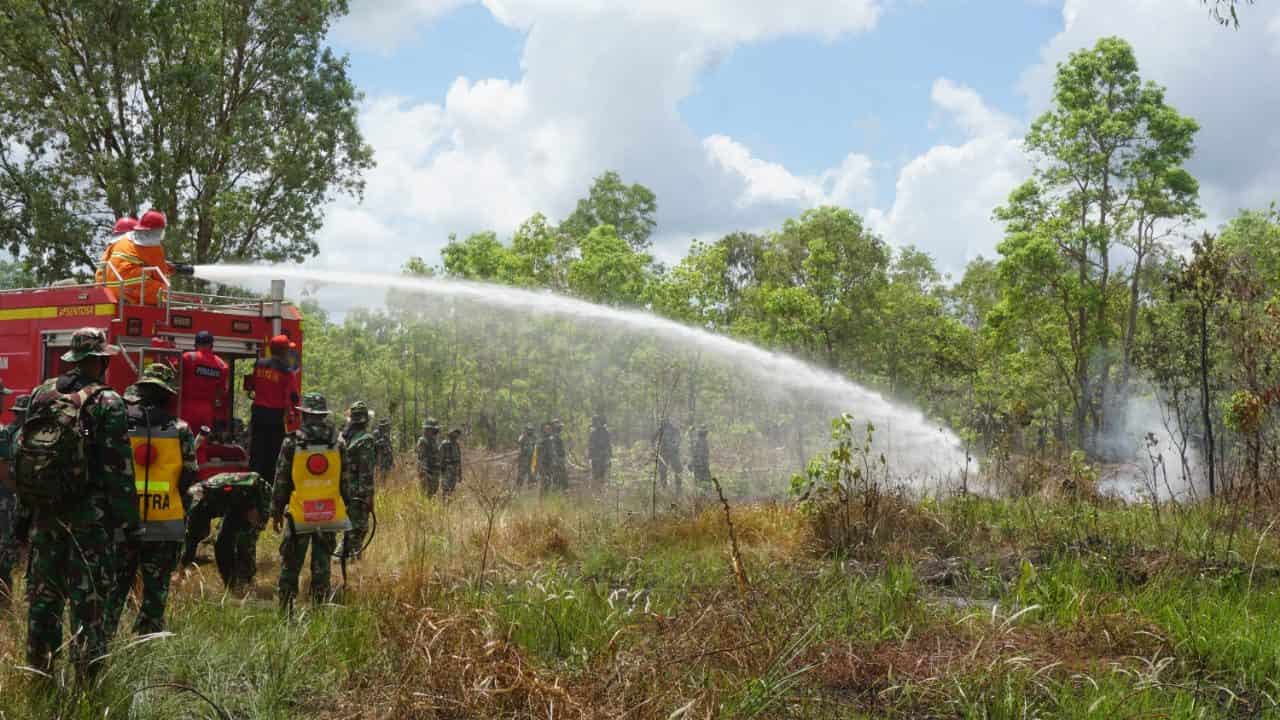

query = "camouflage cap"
[[134, 362, 178, 394], [449, 427, 462, 437], [378, 417, 392, 427], [422, 417, 440, 431], [298, 392, 329, 415], [697, 425, 709, 434], [61, 327, 121, 362], [11, 394, 30, 414], [348, 400, 370, 423], [551, 418, 563, 427]]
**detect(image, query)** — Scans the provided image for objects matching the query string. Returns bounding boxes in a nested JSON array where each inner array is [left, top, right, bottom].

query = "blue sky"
[[316, 0, 1280, 276]]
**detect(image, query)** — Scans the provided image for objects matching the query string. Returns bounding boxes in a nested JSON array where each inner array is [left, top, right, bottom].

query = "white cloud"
[[332, 0, 471, 50], [869, 79, 1028, 273], [312, 0, 884, 274], [703, 135, 875, 211]]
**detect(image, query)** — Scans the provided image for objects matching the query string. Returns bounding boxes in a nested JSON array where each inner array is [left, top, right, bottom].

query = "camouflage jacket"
[[269, 420, 342, 520], [517, 431, 537, 463], [27, 371, 138, 528], [193, 472, 270, 520], [374, 429, 394, 469], [690, 435, 709, 470], [589, 426, 611, 464], [342, 425, 376, 500], [126, 403, 200, 499], [415, 434, 440, 476], [439, 437, 461, 471], [0, 422, 13, 463]]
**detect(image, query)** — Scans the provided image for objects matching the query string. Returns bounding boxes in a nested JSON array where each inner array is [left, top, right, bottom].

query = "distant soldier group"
[[416, 419, 465, 498]]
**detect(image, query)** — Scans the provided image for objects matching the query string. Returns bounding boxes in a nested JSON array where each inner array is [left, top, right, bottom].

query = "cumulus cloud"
[[869, 79, 1028, 274], [332, 0, 471, 50], [311, 0, 884, 274]]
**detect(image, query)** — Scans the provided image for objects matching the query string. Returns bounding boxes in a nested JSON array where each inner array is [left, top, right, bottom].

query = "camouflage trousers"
[[442, 467, 460, 496], [278, 531, 334, 606], [105, 540, 180, 637], [0, 491, 28, 600], [420, 470, 439, 497], [26, 517, 113, 678], [184, 499, 258, 591], [215, 520, 259, 591], [342, 496, 372, 559]]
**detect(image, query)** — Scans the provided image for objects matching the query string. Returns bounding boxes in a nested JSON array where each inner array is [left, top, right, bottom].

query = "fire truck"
[[0, 267, 302, 479]]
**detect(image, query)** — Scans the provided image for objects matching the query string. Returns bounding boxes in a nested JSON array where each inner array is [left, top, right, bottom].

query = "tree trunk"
[[1200, 305, 1216, 497]]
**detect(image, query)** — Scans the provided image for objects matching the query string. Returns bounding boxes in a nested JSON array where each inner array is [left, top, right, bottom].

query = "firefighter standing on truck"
[[98, 209, 194, 305], [270, 393, 347, 609], [105, 364, 198, 637], [15, 328, 138, 682], [180, 330, 229, 434]]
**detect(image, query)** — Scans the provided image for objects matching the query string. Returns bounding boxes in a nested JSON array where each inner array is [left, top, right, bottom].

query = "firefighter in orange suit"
[[99, 209, 194, 304]]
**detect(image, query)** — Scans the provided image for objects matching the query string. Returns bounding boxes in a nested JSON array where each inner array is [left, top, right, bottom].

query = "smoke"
[[1097, 391, 1204, 502], [193, 264, 973, 484]]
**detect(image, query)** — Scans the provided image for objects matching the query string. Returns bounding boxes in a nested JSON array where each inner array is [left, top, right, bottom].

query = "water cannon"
[[171, 262, 195, 276]]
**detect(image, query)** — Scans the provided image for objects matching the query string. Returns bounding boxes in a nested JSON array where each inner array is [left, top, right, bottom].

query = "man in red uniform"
[[248, 335, 298, 485], [180, 330, 229, 434]]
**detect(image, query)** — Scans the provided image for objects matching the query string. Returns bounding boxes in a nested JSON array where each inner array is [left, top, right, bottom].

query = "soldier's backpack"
[[13, 383, 107, 509]]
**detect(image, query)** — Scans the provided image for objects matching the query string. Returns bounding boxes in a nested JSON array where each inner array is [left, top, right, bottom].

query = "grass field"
[[4, 454, 1280, 719]]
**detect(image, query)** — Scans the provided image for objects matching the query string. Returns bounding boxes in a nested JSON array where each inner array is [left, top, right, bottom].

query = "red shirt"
[[180, 347, 228, 431], [250, 357, 298, 410]]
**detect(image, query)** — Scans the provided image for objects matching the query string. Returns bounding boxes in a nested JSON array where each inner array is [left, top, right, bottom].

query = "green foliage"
[[0, 0, 372, 281], [560, 170, 657, 251]]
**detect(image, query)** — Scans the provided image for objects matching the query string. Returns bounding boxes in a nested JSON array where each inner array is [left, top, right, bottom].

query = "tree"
[[1171, 233, 1228, 497], [754, 206, 889, 372], [441, 232, 512, 282], [566, 224, 651, 306], [0, 0, 372, 281], [995, 36, 1199, 450], [560, 171, 657, 251], [507, 212, 575, 291]]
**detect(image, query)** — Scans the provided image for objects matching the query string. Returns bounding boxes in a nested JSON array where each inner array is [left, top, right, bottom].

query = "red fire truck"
[[0, 269, 302, 479]]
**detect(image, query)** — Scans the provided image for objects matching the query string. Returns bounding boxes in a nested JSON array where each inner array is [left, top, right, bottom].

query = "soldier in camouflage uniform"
[[340, 401, 376, 559], [270, 393, 341, 607], [0, 382, 18, 603], [440, 428, 463, 497], [588, 415, 612, 489], [181, 471, 270, 588], [22, 328, 138, 681], [536, 421, 555, 493], [374, 418, 394, 478], [690, 426, 711, 486], [549, 419, 568, 491], [416, 419, 442, 497], [105, 364, 198, 636], [516, 424, 536, 488]]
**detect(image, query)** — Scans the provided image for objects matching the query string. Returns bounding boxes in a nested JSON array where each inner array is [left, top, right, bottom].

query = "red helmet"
[[137, 209, 167, 231], [112, 216, 138, 234], [270, 334, 290, 350]]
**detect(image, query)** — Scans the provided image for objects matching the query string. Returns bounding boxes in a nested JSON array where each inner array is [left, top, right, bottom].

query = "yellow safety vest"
[[287, 445, 349, 534], [129, 427, 186, 541]]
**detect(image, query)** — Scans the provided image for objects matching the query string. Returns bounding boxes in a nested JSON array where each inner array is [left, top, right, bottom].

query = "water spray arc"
[[194, 265, 972, 481]]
